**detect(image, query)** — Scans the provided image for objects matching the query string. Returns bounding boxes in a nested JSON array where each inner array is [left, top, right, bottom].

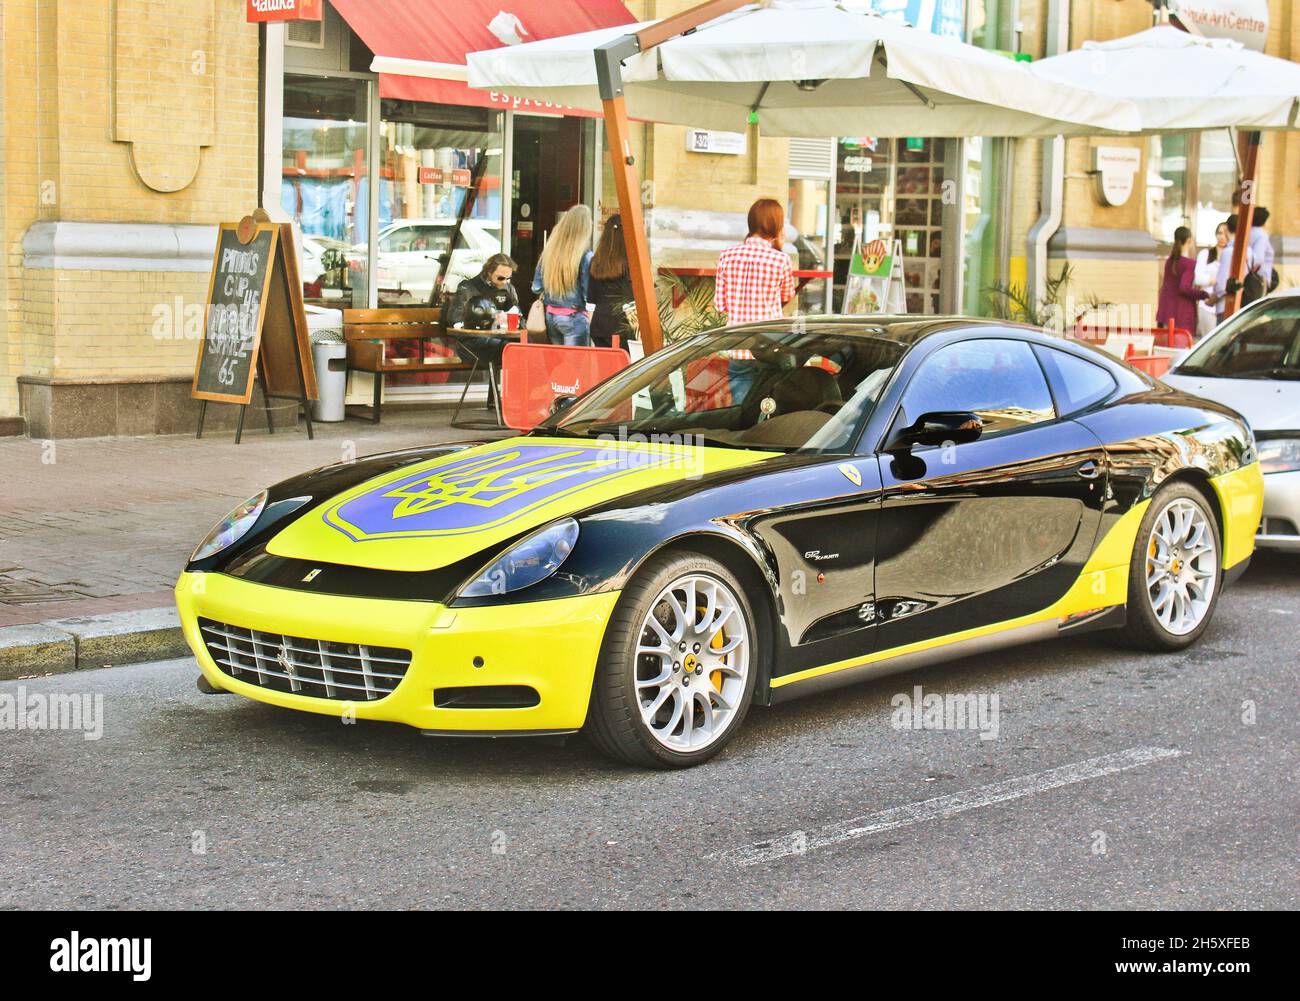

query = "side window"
[[1034, 346, 1117, 417], [378, 227, 407, 253], [900, 338, 1056, 436]]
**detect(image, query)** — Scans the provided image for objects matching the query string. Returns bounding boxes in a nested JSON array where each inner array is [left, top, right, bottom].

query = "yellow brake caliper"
[[710, 627, 725, 691]]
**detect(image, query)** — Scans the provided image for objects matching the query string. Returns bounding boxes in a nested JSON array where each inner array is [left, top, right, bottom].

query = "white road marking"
[[712, 746, 1183, 868]]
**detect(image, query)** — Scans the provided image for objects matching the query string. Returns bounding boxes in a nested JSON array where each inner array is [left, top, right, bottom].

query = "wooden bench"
[[342, 307, 473, 422]]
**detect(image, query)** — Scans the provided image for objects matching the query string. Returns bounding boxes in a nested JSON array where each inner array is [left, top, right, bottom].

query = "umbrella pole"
[[594, 1, 751, 354], [600, 92, 664, 354], [1223, 130, 1261, 321]]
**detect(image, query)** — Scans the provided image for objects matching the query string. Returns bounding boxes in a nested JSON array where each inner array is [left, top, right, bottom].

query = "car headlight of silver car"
[[1258, 437, 1300, 475], [458, 518, 579, 598], [190, 490, 268, 562]]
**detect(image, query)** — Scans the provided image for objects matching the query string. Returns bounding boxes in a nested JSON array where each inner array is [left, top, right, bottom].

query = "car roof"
[[715, 314, 1038, 347]]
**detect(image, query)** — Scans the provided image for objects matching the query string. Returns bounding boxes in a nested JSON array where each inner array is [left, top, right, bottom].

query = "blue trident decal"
[[323, 443, 656, 541]]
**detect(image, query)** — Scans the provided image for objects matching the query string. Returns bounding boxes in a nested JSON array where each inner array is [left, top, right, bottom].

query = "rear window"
[[1034, 346, 1117, 416]]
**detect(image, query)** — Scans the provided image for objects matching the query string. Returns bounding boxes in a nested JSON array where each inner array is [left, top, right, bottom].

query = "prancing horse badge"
[[838, 463, 862, 487]]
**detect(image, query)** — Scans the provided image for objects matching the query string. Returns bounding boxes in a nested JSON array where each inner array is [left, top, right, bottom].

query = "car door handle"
[[1076, 459, 1103, 479]]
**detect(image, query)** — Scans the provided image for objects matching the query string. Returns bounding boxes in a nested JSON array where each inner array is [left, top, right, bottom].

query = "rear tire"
[[1114, 481, 1222, 652], [584, 551, 758, 768]]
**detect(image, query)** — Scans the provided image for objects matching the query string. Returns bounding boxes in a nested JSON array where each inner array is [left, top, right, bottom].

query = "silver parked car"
[[1164, 291, 1300, 552]]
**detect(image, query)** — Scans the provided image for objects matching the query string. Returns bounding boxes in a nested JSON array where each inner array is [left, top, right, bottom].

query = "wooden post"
[[601, 93, 663, 353], [593, 0, 751, 355], [1223, 130, 1261, 321]]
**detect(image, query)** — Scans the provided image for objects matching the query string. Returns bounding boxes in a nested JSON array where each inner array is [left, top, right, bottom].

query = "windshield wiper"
[[1171, 364, 1217, 376], [532, 425, 593, 439]]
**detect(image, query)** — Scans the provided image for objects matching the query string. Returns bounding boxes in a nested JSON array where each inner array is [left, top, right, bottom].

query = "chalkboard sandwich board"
[[193, 211, 318, 442]]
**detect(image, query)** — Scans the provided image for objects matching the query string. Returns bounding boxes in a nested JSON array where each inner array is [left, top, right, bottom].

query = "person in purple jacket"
[[1158, 226, 1217, 337]]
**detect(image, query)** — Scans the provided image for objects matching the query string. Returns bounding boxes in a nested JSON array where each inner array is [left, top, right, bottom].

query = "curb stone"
[[0, 608, 187, 677], [0, 624, 77, 679]]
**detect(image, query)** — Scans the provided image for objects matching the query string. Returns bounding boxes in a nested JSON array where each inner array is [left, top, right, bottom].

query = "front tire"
[[584, 552, 758, 768], [1115, 481, 1222, 651]]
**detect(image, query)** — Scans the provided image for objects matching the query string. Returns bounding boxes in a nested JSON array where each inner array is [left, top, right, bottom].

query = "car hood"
[[1162, 373, 1300, 432], [266, 436, 779, 572]]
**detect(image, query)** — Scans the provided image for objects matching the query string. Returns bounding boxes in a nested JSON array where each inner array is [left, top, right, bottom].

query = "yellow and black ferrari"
[[177, 318, 1263, 768]]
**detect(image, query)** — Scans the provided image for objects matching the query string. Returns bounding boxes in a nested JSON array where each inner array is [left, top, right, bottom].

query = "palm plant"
[[983, 263, 1107, 329], [624, 271, 727, 344]]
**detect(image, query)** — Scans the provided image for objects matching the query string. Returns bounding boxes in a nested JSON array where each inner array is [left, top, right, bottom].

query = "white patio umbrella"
[[464, 0, 1141, 138], [1030, 23, 1300, 317], [1029, 25, 1300, 133]]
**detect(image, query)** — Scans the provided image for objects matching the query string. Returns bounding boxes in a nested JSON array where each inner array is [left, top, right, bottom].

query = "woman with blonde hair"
[[531, 204, 594, 346]]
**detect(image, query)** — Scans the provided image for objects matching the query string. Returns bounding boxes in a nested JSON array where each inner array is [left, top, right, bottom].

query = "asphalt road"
[[2, 553, 1297, 910]]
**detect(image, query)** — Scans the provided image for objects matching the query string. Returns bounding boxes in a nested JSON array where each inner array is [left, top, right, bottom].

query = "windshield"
[[1177, 299, 1300, 379], [544, 324, 907, 454]]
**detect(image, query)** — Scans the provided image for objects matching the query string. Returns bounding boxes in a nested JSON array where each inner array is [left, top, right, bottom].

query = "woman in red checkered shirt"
[[714, 197, 795, 403]]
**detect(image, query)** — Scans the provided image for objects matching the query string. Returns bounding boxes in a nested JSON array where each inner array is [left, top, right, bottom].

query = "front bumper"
[[175, 572, 619, 733], [1257, 469, 1300, 553]]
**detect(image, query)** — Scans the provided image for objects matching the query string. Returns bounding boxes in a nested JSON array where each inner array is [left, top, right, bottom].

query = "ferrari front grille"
[[198, 618, 412, 702]]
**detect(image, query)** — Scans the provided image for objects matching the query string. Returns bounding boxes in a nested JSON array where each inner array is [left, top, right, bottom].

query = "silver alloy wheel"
[[634, 573, 750, 753], [1145, 497, 1218, 636]]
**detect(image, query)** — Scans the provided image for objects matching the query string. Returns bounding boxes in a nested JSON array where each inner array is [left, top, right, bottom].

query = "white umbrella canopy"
[[464, 0, 1140, 138], [1029, 25, 1300, 133]]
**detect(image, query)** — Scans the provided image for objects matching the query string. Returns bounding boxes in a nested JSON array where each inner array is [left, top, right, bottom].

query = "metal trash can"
[[311, 341, 348, 422]]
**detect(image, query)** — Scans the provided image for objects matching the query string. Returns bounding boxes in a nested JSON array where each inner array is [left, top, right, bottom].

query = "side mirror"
[[887, 410, 984, 451], [548, 394, 578, 417]]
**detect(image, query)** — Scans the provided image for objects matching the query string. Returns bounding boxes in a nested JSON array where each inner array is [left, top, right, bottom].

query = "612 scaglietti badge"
[[177, 318, 1264, 768]]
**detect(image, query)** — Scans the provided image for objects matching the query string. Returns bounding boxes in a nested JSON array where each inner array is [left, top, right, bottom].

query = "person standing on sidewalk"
[[588, 214, 634, 349], [1158, 226, 1215, 336], [713, 197, 795, 403], [532, 205, 594, 347]]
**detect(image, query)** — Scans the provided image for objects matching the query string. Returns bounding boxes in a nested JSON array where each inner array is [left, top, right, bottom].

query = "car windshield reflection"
[[546, 325, 906, 454]]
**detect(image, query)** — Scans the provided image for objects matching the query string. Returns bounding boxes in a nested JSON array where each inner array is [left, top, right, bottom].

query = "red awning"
[[330, 0, 635, 114]]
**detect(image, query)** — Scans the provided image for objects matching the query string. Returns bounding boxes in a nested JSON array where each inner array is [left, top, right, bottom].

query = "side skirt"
[[769, 620, 1060, 706]]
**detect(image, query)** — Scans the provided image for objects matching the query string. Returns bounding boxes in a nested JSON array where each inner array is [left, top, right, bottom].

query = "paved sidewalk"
[[0, 411, 506, 672]]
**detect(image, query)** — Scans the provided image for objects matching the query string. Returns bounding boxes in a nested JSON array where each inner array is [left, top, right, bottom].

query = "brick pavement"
[[0, 411, 506, 626]]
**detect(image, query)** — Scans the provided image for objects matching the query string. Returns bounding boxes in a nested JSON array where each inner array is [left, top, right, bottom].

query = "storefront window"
[[1148, 133, 1189, 245], [376, 101, 505, 308], [832, 137, 946, 315], [371, 101, 505, 391], [281, 75, 371, 308], [1193, 130, 1237, 245]]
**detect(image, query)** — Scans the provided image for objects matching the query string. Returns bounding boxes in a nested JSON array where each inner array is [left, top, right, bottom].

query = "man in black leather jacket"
[[446, 254, 519, 329]]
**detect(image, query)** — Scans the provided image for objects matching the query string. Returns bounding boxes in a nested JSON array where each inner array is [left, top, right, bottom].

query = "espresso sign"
[[193, 224, 276, 403]]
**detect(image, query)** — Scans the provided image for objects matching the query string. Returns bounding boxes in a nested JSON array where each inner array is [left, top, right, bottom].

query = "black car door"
[[872, 337, 1108, 649]]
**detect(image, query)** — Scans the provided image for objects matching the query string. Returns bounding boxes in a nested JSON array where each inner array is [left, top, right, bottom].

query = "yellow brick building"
[[1, 0, 1296, 437], [1, 0, 262, 437]]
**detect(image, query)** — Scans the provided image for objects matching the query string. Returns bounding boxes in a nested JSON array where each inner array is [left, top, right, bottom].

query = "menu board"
[[192, 216, 317, 414], [193, 223, 277, 403]]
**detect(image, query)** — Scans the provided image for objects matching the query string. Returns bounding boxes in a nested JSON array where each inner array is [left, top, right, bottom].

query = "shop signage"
[[1167, 0, 1268, 52], [418, 167, 444, 185], [843, 155, 874, 173], [685, 129, 747, 156], [246, 0, 322, 23], [1090, 146, 1142, 207], [450, 168, 473, 187]]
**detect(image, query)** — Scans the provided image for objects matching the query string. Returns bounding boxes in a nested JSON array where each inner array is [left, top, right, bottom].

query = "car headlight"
[[190, 490, 267, 562], [1258, 438, 1300, 474], [458, 519, 579, 598]]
